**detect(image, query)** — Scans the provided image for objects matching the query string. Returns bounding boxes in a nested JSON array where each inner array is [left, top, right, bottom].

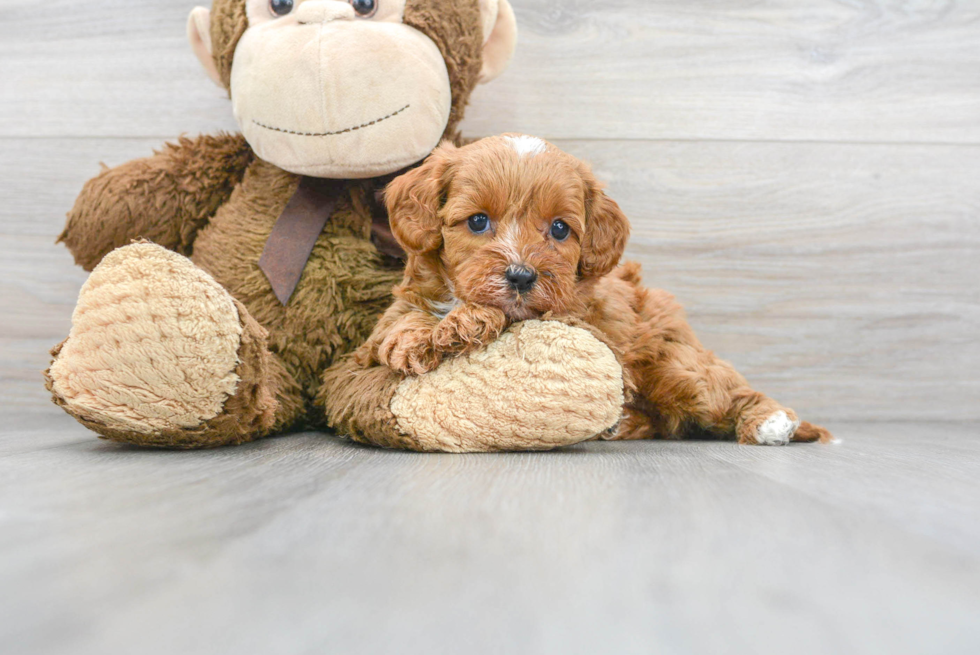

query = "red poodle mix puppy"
[[356, 135, 832, 445]]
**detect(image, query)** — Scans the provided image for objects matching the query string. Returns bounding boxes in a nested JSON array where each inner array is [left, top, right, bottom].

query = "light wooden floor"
[[2, 414, 979, 655], [2, 1, 979, 653]]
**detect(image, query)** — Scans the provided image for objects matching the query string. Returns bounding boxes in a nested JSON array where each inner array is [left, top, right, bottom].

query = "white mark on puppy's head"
[[505, 135, 548, 158]]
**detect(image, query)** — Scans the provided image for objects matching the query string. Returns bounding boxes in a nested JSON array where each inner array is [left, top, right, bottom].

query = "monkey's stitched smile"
[[251, 104, 411, 137]]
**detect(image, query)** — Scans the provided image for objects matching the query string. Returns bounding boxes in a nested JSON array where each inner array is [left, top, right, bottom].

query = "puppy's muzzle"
[[505, 264, 537, 294]]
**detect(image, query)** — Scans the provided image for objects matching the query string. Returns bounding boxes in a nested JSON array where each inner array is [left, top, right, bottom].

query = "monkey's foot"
[[46, 243, 278, 448], [322, 320, 626, 452]]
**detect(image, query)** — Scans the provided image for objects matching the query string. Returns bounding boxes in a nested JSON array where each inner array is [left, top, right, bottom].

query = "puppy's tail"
[[793, 421, 836, 444]]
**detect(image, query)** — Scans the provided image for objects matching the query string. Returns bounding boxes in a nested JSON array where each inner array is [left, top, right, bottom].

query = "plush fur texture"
[[45, 244, 280, 448], [58, 133, 254, 271], [388, 319, 626, 452], [210, 0, 251, 89], [404, 0, 484, 143], [329, 318, 627, 452], [48, 243, 244, 433], [359, 136, 834, 445]]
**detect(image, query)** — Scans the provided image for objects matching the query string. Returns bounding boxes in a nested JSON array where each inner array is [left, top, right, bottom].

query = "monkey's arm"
[[58, 133, 253, 271]]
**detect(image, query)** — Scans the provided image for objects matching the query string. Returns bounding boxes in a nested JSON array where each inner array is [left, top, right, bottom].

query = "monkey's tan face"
[[231, 0, 451, 178]]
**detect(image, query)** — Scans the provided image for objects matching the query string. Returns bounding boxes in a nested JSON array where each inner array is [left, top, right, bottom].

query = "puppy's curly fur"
[[356, 135, 832, 445]]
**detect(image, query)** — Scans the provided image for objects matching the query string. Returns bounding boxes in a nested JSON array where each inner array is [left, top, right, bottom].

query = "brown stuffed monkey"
[[44, 0, 627, 452]]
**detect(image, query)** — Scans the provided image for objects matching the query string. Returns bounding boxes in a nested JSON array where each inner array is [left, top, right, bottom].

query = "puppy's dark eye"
[[550, 219, 571, 241], [269, 0, 294, 16], [350, 0, 377, 16], [467, 213, 491, 234]]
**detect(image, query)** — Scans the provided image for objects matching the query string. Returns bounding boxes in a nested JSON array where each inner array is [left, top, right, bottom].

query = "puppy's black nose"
[[505, 264, 537, 294]]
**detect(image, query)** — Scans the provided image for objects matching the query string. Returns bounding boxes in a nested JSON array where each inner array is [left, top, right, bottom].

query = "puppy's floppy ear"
[[579, 176, 631, 279], [385, 142, 456, 254]]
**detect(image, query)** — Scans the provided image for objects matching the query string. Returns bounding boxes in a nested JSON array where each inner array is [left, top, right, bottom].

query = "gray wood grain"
[[2, 415, 979, 655], [3, 137, 976, 419], [2, 1, 979, 142], [465, 0, 980, 143]]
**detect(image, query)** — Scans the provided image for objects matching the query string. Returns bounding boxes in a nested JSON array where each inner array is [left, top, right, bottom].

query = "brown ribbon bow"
[[258, 176, 405, 306]]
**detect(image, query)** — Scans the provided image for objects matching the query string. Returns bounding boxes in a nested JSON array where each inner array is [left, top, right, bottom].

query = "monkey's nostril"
[[505, 265, 538, 294]]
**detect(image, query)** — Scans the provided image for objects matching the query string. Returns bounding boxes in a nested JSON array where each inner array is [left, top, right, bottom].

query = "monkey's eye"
[[350, 0, 378, 17], [269, 0, 294, 16], [467, 213, 491, 234], [550, 219, 571, 241]]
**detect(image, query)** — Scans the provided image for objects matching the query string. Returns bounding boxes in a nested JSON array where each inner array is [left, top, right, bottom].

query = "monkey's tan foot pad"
[[46, 243, 276, 448], [390, 320, 625, 452]]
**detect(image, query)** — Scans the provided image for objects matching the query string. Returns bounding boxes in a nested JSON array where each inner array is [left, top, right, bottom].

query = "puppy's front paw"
[[378, 329, 441, 376], [432, 305, 508, 353], [353, 343, 378, 368]]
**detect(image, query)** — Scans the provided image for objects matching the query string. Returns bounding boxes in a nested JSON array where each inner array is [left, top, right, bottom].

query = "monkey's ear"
[[386, 143, 457, 254], [579, 183, 631, 279], [479, 0, 518, 84], [188, 7, 223, 87]]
